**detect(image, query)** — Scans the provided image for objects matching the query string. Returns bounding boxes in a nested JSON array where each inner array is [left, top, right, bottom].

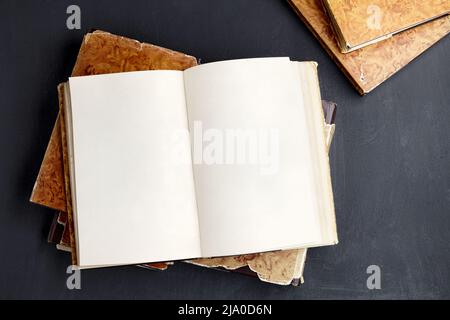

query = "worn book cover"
[[289, 0, 450, 94], [323, 0, 450, 52]]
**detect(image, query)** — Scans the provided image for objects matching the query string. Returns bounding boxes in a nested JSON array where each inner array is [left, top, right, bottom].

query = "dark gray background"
[[1, 0, 449, 300]]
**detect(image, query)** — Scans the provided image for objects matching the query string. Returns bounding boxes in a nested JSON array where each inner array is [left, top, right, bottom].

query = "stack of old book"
[[289, 0, 450, 94], [30, 30, 339, 286]]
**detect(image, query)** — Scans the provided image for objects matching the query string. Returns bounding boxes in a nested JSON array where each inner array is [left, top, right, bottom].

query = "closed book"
[[288, 0, 450, 94], [323, 0, 449, 52]]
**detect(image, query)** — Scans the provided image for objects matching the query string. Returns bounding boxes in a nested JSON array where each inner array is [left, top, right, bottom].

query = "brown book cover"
[[30, 114, 67, 212], [47, 212, 64, 244], [288, 0, 450, 94], [323, 0, 449, 52]]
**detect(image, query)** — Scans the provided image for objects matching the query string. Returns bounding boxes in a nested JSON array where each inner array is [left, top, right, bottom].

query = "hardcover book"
[[61, 57, 338, 268], [32, 31, 337, 285], [53, 83, 336, 285], [288, 0, 450, 94], [323, 0, 450, 52]]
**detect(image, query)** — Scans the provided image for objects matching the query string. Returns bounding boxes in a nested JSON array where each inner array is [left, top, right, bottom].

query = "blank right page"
[[184, 58, 332, 258]]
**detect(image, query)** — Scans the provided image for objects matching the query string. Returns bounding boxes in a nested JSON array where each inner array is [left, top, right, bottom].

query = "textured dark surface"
[[0, 0, 449, 299]]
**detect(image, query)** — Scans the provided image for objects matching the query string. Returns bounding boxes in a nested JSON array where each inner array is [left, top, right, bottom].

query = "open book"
[[63, 57, 337, 268]]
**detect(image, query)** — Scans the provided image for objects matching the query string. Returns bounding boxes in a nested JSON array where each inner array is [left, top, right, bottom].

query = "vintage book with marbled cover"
[[57, 62, 338, 285], [289, 0, 450, 94], [323, 0, 450, 52], [33, 31, 336, 285]]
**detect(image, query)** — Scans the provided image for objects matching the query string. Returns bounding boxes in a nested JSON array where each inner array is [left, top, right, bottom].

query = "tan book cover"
[[323, 0, 450, 52], [289, 0, 450, 94]]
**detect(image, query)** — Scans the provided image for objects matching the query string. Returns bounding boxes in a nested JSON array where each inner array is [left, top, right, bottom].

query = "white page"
[[68, 71, 201, 267], [184, 58, 323, 257]]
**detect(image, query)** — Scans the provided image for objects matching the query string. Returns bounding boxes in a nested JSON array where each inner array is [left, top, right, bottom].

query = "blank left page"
[[67, 71, 201, 267]]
